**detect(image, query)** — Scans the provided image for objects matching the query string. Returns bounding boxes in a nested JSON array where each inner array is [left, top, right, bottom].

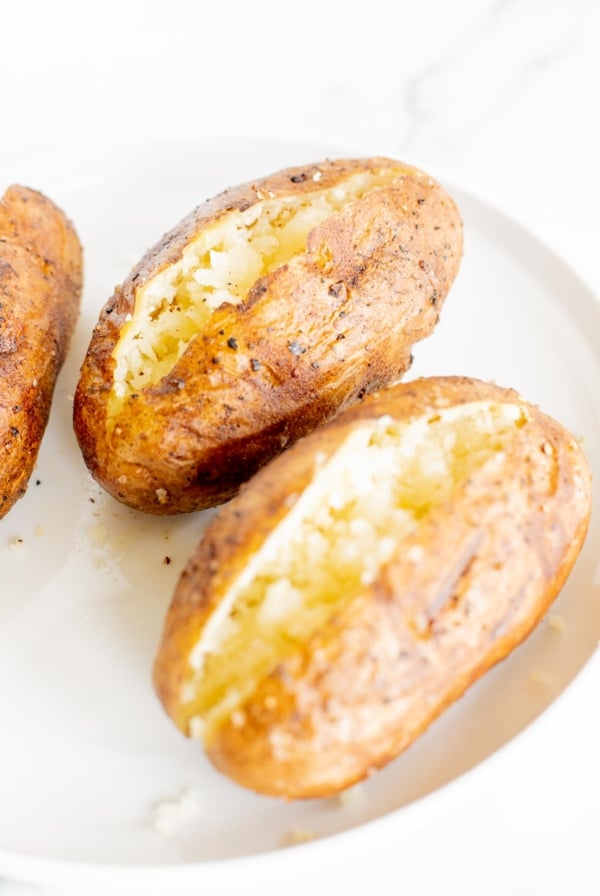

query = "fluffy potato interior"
[[184, 400, 528, 742], [109, 167, 403, 418]]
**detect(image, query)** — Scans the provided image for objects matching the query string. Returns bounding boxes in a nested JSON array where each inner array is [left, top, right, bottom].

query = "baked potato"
[[153, 376, 592, 799], [0, 185, 83, 519], [73, 157, 463, 514]]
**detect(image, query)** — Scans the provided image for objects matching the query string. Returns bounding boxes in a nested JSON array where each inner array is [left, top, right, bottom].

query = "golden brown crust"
[[153, 376, 592, 799], [0, 186, 83, 518], [73, 158, 463, 514]]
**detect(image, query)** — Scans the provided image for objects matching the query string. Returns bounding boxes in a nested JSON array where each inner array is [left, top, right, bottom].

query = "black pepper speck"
[[328, 282, 346, 299]]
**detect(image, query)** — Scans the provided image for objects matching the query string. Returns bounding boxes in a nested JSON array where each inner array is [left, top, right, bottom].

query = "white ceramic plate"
[[1, 138, 599, 892]]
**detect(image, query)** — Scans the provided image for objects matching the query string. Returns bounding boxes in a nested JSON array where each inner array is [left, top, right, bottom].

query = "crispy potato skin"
[[153, 377, 592, 799], [73, 158, 463, 514], [0, 186, 83, 518]]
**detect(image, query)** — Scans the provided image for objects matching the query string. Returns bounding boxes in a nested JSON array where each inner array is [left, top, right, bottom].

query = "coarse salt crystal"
[[231, 709, 246, 728], [408, 545, 424, 564]]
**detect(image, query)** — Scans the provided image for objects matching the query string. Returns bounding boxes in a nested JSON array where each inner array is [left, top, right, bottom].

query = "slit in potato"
[[109, 167, 404, 417], [184, 400, 528, 742]]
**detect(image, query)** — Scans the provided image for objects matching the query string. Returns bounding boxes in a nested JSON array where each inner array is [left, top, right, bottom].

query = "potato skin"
[[0, 186, 83, 518], [73, 157, 463, 514], [153, 377, 592, 799]]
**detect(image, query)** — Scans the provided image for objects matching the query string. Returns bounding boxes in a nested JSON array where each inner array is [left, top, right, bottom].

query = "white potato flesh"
[[185, 400, 527, 740], [109, 168, 404, 419]]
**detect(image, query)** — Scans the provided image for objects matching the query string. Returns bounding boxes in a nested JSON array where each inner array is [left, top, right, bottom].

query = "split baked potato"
[[153, 376, 592, 799], [0, 185, 83, 518], [73, 157, 463, 514]]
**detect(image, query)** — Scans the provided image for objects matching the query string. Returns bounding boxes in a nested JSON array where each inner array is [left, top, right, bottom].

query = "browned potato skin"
[[153, 377, 592, 799], [73, 158, 463, 514], [0, 186, 83, 518]]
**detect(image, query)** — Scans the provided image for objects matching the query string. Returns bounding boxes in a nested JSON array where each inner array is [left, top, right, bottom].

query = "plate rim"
[[0, 654, 596, 892]]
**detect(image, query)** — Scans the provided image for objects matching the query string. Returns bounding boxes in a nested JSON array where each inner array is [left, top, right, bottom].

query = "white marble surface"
[[1, 0, 599, 893]]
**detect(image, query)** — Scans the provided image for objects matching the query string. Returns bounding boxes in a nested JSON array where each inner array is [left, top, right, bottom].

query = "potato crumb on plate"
[[548, 614, 566, 633], [337, 782, 364, 807], [529, 668, 553, 687], [88, 524, 108, 547], [151, 787, 200, 837], [283, 827, 316, 846]]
